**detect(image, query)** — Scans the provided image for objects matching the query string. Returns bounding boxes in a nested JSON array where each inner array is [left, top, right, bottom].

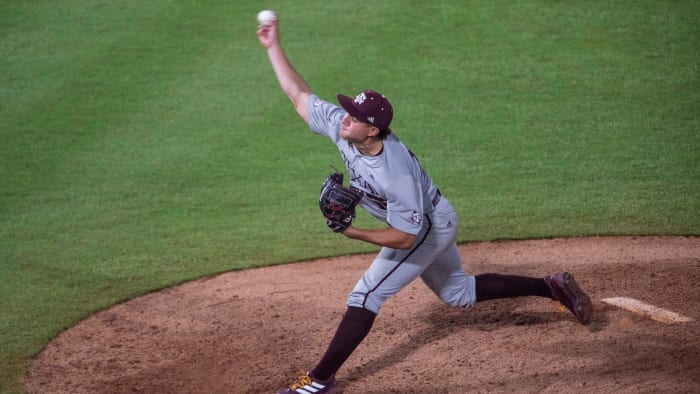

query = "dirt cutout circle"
[[26, 237, 700, 393]]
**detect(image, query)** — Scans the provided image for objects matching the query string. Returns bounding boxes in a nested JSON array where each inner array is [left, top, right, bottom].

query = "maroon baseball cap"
[[337, 90, 393, 132]]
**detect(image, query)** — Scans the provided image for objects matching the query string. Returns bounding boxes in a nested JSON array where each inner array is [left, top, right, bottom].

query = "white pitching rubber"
[[602, 297, 693, 324]]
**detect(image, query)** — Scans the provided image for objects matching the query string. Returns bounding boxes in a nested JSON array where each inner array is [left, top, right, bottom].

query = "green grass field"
[[1, 1, 698, 392]]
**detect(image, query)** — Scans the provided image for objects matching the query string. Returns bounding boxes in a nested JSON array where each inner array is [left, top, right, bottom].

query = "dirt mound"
[[26, 236, 700, 393]]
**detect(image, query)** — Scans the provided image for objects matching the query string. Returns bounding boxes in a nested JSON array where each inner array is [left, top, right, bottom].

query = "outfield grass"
[[1, 1, 698, 392]]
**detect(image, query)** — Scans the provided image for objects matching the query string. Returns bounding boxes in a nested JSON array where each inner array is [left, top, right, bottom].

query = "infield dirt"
[[26, 236, 700, 393]]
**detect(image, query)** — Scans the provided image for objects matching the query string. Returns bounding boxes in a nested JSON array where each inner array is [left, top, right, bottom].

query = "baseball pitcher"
[[257, 15, 593, 394]]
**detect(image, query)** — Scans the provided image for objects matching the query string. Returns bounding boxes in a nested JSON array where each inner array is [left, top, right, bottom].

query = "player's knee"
[[441, 293, 469, 308], [438, 280, 477, 308]]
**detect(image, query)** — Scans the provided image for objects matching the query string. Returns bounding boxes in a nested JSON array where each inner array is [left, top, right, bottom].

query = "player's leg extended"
[[421, 246, 555, 303], [416, 204, 569, 307], [422, 249, 593, 324]]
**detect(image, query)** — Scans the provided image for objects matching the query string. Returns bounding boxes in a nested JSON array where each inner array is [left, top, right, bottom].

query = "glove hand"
[[319, 172, 363, 233]]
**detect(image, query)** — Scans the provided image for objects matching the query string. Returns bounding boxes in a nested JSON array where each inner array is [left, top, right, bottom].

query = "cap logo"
[[366, 116, 375, 124], [354, 92, 367, 105]]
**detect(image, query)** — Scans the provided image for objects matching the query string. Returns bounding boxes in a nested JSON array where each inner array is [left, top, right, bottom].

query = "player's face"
[[340, 114, 376, 143]]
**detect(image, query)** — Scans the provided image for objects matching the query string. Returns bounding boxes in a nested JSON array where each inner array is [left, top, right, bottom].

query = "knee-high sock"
[[311, 306, 376, 381], [475, 273, 551, 302]]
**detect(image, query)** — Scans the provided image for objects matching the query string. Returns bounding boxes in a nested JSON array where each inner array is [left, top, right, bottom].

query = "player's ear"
[[367, 126, 380, 137]]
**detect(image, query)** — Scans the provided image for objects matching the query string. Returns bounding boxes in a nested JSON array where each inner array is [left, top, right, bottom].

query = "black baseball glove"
[[319, 173, 364, 233]]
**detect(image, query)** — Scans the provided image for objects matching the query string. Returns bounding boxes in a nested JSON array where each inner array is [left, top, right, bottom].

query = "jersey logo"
[[412, 211, 422, 226], [313, 98, 322, 107]]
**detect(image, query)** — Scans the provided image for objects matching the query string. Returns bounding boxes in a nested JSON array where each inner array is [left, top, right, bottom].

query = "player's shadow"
[[341, 298, 602, 384]]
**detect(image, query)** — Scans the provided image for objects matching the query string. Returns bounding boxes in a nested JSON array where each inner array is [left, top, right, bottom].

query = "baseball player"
[[257, 18, 593, 394]]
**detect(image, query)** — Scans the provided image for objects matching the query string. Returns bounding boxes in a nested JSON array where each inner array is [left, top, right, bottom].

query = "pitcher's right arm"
[[257, 20, 312, 124]]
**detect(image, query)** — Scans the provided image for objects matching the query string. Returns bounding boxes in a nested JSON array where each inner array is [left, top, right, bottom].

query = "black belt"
[[432, 189, 442, 207]]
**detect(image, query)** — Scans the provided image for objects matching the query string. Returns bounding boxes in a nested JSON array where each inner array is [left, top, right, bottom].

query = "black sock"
[[475, 273, 551, 302], [311, 306, 376, 381]]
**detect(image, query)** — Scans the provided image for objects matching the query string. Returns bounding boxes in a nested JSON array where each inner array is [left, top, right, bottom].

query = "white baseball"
[[257, 10, 277, 26]]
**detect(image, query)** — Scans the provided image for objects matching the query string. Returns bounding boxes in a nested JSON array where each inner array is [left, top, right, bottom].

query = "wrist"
[[266, 42, 283, 53], [340, 225, 356, 237]]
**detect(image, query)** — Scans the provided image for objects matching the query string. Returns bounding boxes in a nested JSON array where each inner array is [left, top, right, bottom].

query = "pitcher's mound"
[[26, 236, 700, 393]]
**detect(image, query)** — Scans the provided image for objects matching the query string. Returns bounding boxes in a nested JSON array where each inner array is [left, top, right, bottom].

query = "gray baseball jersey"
[[308, 94, 476, 313], [308, 96, 440, 236]]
